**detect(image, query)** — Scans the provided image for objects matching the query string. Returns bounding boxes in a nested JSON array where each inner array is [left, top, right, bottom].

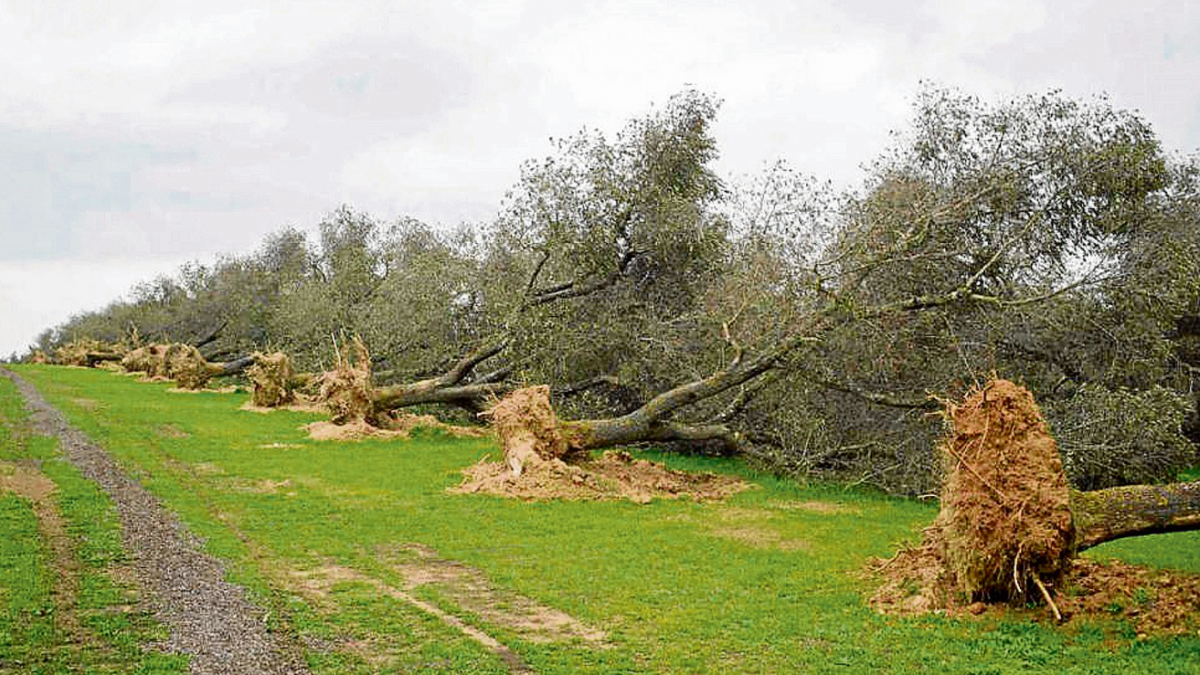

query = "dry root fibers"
[[317, 336, 374, 425], [872, 379, 1074, 611], [248, 352, 295, 408], [454, 386, 749, 503]]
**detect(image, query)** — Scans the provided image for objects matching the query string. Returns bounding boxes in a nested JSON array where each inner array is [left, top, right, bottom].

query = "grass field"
[[4, 364, 1200, 674]]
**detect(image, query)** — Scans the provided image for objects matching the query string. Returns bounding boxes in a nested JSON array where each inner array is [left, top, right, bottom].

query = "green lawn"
[[5, 364, 1200, 674]]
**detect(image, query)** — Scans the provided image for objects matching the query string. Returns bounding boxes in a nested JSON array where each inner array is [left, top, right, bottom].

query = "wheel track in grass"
[[2, 368, 311, 675], [4, 368, 541, 674]]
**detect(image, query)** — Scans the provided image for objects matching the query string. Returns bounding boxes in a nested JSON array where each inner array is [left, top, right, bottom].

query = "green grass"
[[6, 364, 1200, 674], [0, 373, 188, 674]]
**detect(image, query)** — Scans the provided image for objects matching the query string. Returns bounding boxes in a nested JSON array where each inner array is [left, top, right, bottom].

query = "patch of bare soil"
[[768, 500, 861, 515], [156, 424, 189, 438], [240, 396, 327, 414], [304, 412, 488, 442], [0, 460, 83, 636], [1059, 558, 1200, 636], [453, 449, 751, 503], [290, 563, 534, 674], [707, 525, 811, 551], [71, 397, 103, 411], [870, 548, 1200, 636], [383, 543, 607, 645], [165, 386, 238, 394]]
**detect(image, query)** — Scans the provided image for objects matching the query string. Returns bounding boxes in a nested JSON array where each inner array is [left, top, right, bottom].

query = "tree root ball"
[[248, 352, 295, 408], [937, 379, 1074, 602], [170, 345, 215, 390], [318, 337, 374, 425], [872, 379, 1076, 612], [484, 386, 571, 475]]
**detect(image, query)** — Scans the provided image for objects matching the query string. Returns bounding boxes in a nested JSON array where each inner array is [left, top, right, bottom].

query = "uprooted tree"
[[874, 379, 1200, 614]]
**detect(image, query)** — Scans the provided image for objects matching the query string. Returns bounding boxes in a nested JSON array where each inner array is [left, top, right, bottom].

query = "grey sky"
[[1, 0, 1197, 356]]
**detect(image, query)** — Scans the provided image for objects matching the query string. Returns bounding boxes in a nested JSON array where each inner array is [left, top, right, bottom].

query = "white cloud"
[[1, 0, 1198, 357], [0, 257, 191, 356]]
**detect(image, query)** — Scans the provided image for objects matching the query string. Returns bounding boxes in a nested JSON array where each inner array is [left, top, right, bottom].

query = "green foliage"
[[33, 85, 1200, 494]]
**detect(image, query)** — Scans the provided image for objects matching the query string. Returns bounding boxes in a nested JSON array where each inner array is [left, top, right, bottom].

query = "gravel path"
[[2, 369, 310, 675]]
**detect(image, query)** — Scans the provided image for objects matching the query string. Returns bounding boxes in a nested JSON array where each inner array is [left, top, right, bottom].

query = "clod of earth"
[[247, 352, 299, 407]]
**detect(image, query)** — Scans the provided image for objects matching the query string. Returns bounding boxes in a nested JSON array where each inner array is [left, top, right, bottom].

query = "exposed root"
[[248, 352, 296, 408], [462, 386, 750, 503], [871, 379, 1076, 614], [317, 336, 374, 425], [169, 345, 215, 390], [482, 386, 573, 476]]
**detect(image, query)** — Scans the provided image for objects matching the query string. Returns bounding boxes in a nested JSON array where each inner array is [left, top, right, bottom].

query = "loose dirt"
[[239, 397, 327, 414], [454, 449, 751, 503], [0, 459, 82, 636], [1, 368, 310, 675], [304, 412, 488, 442]]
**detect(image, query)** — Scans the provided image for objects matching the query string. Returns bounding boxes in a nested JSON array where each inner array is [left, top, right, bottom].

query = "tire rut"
[[2, 368, 310, 675]]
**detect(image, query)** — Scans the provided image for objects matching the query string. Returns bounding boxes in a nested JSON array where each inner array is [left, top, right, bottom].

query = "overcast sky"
[[1, 0, 1197, 356]]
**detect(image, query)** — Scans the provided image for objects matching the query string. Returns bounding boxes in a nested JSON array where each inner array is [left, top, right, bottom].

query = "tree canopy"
[[38, 86, 1200, 494]]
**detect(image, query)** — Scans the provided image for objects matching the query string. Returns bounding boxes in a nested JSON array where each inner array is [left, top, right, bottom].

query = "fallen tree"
[[53, 339, 127, 368], [873, 379, 1200, 615], [119, 342, 255, 389], [456, 386, 750, 503], [319, 337, 514, 425]]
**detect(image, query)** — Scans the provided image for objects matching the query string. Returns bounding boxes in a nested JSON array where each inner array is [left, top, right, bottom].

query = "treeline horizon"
[[25, 85, 1200, 495]]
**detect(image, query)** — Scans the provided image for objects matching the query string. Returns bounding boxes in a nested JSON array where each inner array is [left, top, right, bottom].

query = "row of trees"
[[35, 87, 1200, 494]]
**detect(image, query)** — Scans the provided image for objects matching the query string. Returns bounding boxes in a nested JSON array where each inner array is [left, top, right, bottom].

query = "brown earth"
[[453, 449, 750, 503], [304, 411, 488, 442]]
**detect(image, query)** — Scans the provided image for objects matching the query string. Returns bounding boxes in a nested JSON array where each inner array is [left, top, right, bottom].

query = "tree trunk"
[[1071, 481, 1200, 551], [83, 351, 125, 368]]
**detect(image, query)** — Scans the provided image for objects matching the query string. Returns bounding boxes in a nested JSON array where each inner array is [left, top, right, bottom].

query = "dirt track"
[[1, 368, 310, 675]]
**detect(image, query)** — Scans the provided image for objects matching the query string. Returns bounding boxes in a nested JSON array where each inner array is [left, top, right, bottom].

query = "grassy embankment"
[[5, 364, 1200, 674]]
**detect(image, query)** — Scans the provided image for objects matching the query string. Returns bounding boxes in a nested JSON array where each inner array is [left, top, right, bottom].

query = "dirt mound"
[[872, 550, 1200, 636], [454, 449, 749, 503], [459, 386, 749, 503], [239, 396, 328, 414], [872, 379, 1075, 612], [317, 337, 374, 424], [248, 352, 296, 408], [304, 411, 487, 442], [1062, 558, 1200, 636]]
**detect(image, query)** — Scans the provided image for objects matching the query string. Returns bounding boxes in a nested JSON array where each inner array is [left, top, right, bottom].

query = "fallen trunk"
[[460, 386, 749, 502], [319, 337, 513, 424], [1071, 481, 1200, 551], [172, 351, 257, 390]]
